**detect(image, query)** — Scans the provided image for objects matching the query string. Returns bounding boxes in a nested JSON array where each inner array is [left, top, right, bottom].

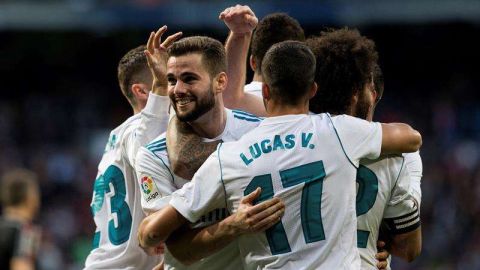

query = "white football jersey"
[[85, 93, 169, 270], [135, 108, 262, 270], [404, 151, 423, 205], [356, 155, 421, 270], [244, 81, 263, 98], [170, 113, 382, 270]]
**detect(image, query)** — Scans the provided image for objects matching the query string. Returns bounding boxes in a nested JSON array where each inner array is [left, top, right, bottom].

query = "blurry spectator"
[[0, 169, 41, 270]]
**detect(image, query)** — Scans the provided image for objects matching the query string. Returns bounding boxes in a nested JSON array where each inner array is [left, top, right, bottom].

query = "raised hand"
[[144, 26, 182, 95], [219, 5, 258, 35]]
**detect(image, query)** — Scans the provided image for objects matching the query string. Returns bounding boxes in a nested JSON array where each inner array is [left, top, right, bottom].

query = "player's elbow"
[[138, 217, 161, 248], [406, 129, 422, 153]]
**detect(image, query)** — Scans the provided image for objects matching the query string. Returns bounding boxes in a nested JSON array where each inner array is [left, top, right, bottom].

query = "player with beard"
[[137, 40, 422, 269], [134, 8, 285, 269], [306, 28, 422, 269]]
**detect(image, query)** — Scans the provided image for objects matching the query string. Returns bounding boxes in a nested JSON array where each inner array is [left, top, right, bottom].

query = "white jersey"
[[404, 151, 423, 205], [356, 155, 421, 269], [244, 81, 263, 97], [135, 108, 262, 270], [170, 113, 382, 270], [85, 93, 170, 270]]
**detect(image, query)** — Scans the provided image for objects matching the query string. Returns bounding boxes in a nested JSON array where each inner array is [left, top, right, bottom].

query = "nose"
[[173, 81, 187, 95]]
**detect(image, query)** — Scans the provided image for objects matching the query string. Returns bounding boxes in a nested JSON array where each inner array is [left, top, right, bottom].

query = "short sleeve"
[[404, 151, 423, 205], [135, 146, 177, 214], [330, 114, 382, 166], [383, 157, 421, 234], [170, 146, 226, 223]]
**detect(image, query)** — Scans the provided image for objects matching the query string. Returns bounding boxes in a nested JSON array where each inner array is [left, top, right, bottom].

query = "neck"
[[3, 207, 32, 224], [252, 73, 263, 82], [188, 98, 227, 139], [266, 100, 310, 117]]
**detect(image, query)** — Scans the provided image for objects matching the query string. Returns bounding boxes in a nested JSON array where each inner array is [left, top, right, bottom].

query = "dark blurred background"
[[1, 0, 479, 269]]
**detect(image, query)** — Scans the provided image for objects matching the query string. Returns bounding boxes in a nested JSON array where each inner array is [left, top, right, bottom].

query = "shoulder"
[[231, 109, 263, 123], [137, 133, 169, 166], [145, 133, 168, 153]]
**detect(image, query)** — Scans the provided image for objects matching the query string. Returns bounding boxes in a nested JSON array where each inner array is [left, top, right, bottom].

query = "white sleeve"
[[135, 147, 177, 214], [330, 114, 382, 166], [384, 157, 421, 234], [124, 92, 170, 167], [403, 151, 423, 205], [169, 147, 226, 223]]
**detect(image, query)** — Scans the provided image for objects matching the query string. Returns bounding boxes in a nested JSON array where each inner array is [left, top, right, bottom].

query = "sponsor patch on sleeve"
[[140, 175, 161, 203]]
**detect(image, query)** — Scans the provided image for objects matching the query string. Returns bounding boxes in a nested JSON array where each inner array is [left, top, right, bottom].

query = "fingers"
[[248, 198, 284, 223], [251, 204, 285, 232], [244, 14, 258, 27], [220, 5, 255, 21], [147, 31, 155, 54], [376, 260, 388, 270], [377, 240, 386, 249], [153, 25, 167, 50], [376, 249, 389, 260], [241, 187, 261, 204], [161, 32, 183, 49], [375, 247, 390, 270]]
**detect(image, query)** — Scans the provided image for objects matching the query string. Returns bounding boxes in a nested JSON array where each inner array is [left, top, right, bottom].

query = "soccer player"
[[222, 12, 306, 116], [84, 27, 181, 269], [134, 7, 285, 269], [138, 41, 422, 269], [306, 29, 422, 269], [0, 169, 41, 270], [168, 11, 306, 179]]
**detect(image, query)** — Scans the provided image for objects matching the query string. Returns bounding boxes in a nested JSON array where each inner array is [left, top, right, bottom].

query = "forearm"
[[389, 226, 422, 262], [224, 31, 250, 108], [166, 218, 238, 265], [381, 123, 422, 154], [138, 206, 187, 248]]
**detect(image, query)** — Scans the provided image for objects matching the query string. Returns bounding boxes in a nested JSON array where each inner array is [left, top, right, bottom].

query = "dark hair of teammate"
[[117, 45, 149, 107], [168, 36, 226, 78], [251, 13, 305, 75], [262, 40, 316, 106], [306, 28, 378, 115]]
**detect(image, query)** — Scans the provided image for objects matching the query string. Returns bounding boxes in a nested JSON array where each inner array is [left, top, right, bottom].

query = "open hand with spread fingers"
[[144, 25, 182, 95]]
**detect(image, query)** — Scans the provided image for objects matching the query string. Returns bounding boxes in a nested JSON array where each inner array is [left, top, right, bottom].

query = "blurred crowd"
[[0, 23, 479, 269]]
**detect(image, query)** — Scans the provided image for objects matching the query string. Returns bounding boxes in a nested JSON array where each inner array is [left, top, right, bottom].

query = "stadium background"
[[1, 0, 479, 269]]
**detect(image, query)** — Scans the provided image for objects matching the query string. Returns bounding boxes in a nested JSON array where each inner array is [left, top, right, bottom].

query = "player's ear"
[[262, 82, 270, 100], [309, 82, 318, 99], [132, 83, 149, 105], [214, 72, 228, 94], [249, 55, 257, 73]]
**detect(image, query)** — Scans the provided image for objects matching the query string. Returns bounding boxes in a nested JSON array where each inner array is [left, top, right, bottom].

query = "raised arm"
[[381, 123, 422, 154], [220, 5, 266, 116], [166, 188, 285, 265]]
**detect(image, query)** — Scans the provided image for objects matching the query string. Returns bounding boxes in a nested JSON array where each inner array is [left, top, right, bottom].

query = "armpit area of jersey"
[[383, 200, 421, 235]]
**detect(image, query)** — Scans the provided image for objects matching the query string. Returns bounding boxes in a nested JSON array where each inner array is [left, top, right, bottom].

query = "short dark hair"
[[251, 13, 305, 74], [168, 36, 226, 78], [262, 40, 316, 106], [306, 28, 378, 114], [1, 169, 38, 207], [117, 45, 149, 106]]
